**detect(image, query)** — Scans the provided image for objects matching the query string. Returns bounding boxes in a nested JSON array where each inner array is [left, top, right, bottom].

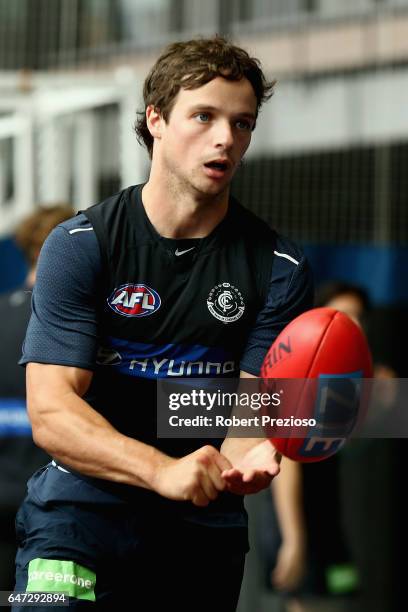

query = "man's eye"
[[196, 113, 210, 123], [236, 120, 251, 131]]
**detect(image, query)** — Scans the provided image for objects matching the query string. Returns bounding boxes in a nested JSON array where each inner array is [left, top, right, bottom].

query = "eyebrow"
[[189, 105, 256, 121]]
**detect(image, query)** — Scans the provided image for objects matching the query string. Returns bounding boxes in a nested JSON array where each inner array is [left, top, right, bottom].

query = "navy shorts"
[[14, 464, 247, 611]]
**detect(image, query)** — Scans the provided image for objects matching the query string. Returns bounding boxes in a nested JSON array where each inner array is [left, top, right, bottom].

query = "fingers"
[[214, 451, 233, 473], [267, 453, 282, 476], [222, 469, 245, 488], [198, 462, 224, 503], [189, 446, 228, 506], [198, 446, 228, 492], [221, 467, 242, 479], [222, 466, 274, 484], [208, 461, 227, 493], [185, 445, 280, 505], [188, 440, 281, 502], [243, 463, 280, 480], [222, 469, 275, 495], [191, 488, 211, 507], [197, 472, 219, 505]]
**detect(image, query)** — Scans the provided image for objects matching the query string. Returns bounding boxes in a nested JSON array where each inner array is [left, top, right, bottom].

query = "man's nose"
[[214, 120, 234, 149]]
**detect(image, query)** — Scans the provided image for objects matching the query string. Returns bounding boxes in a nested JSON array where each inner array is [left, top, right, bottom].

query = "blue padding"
[[0, 237, 27, 293], [0, 398, 32, 437], [303, 245, 408, 306]]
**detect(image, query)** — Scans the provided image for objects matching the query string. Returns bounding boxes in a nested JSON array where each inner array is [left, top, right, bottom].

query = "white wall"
[[250, 66, 408, 156]]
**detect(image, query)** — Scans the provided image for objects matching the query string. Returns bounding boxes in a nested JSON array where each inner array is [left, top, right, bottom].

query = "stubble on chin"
[[191, 177, 230, 204], [194, 163, 235, 197], [162, 154, 232, 203]]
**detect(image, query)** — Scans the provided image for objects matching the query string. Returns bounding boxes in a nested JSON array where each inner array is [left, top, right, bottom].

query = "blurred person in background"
[[0, 205, 74, 592], [260, 281, 396, 612]]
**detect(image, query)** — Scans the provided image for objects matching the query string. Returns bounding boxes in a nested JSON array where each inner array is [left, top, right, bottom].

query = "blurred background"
[[0, 1, 407, 611]]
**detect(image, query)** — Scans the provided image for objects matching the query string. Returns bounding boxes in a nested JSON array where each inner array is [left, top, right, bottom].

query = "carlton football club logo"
[[207, 282, 245, 324], [107, 283, 161, 318]]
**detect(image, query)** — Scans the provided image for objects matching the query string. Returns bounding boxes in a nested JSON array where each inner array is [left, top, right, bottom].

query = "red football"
[[260, 307, 373, 462]]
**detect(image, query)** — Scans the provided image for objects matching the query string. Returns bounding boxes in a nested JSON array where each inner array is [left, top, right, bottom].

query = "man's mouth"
[[203, 159, 232, 179], [204, 160, 229, 171]]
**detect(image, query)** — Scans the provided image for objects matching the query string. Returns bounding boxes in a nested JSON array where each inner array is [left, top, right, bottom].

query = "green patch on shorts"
[[27, 558, 96, 601]]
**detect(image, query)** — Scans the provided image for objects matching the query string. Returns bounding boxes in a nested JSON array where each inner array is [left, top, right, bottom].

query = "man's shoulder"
[[38, 213, 102, 277], [273, 233, 306, 268], [44, 213, 98, 252], [269, 233, 313, 307], [58, 212, 93, 233]]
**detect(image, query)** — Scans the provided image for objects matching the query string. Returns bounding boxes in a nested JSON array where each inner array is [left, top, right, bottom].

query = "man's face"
[[326, 293, 364, 327], [151, 76, 257, 197]]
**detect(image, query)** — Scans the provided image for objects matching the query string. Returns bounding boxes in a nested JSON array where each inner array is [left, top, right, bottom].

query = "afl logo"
[[108, 283, 161, 318], [207, 282, 245, 324]]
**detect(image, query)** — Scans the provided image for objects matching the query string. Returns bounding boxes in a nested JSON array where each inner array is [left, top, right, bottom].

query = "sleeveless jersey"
[[82, 184, 276, 462]]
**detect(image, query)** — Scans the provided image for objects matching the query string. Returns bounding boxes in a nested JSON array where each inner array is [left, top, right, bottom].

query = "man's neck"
[[141, 169, 229, 239]]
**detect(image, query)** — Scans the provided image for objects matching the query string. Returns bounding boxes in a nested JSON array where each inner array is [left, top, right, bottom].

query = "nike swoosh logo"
[[175, 247, 195, 256]]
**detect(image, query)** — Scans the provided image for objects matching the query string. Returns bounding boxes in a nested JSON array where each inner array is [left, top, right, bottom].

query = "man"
[[0, 205, 73, 593], [264, 284, 367, 612], [267, 282, 395, 612], [14, 37, 313, 611]]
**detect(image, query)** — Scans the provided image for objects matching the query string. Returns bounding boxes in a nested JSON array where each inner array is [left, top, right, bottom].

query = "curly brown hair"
[[14, 204, 74, 266], [135, 36, 275, 158]]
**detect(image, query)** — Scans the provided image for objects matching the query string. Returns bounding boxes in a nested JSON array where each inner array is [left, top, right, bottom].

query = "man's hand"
[[221, 439, 281, 495], [271, 538, 306, 592], [152, 445, 232, 507]]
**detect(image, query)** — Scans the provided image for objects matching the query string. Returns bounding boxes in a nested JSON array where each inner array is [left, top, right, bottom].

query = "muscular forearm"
[[27, 363, 232, 506], [28, 368, 170, 491]]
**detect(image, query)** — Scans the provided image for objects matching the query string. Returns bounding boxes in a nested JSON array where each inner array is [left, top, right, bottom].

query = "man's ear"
[[146, 105, 163, 140]]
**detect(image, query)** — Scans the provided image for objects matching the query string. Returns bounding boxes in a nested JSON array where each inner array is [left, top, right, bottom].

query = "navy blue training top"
[[22, 214, 313, 374], [20, 192, 313, 533]]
